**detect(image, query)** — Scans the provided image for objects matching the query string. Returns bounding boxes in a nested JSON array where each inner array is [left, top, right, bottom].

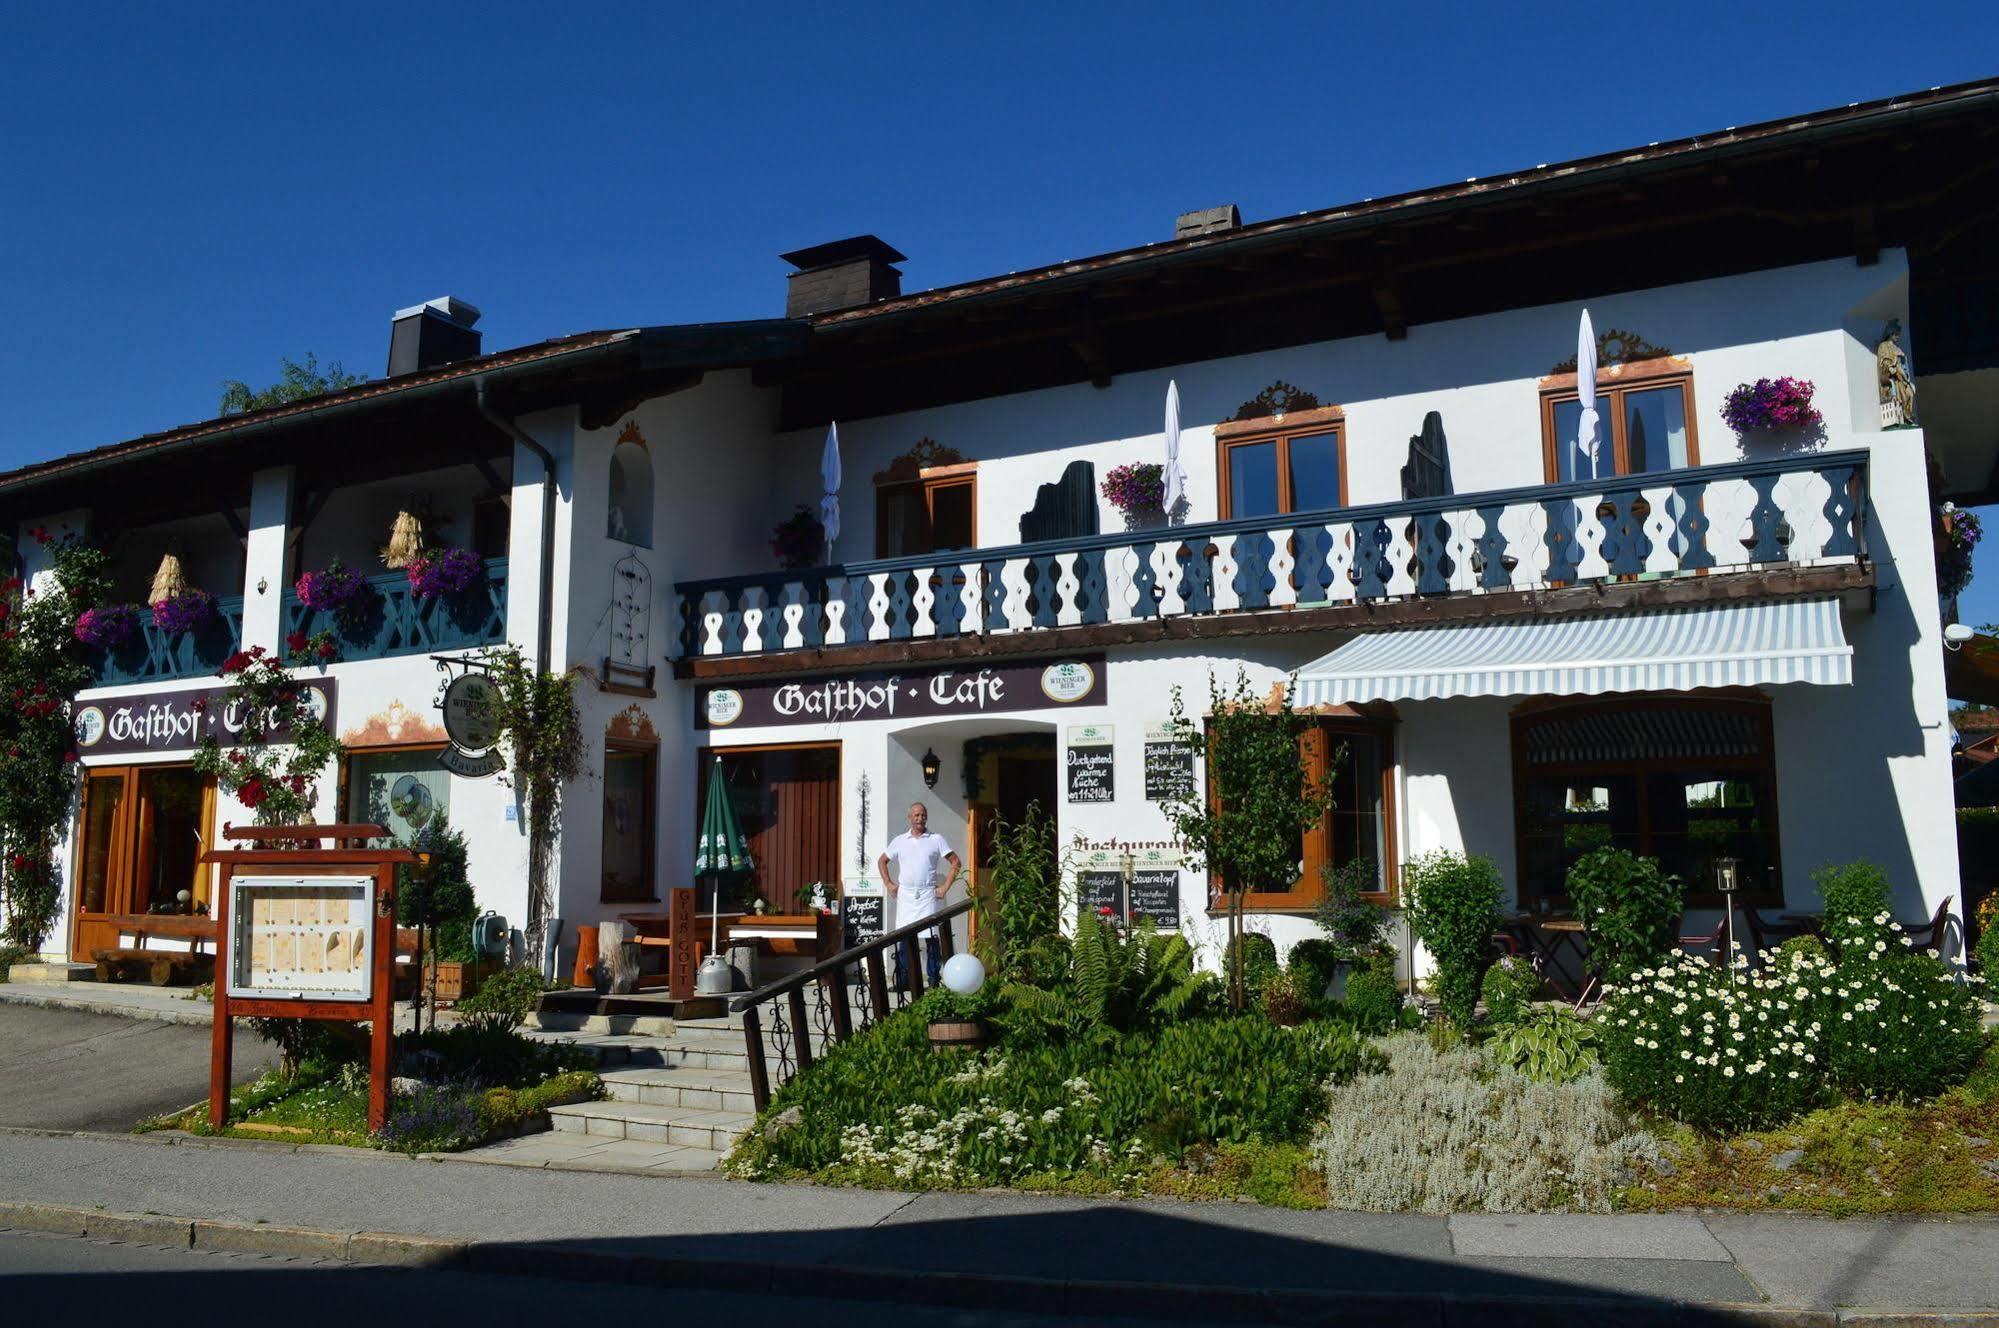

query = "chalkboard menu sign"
[[1067, 725, 1114, 803], [1128, 870, 1181, 930], [1143, 722, 1196, 802], [1077, 871, 1122, 920], [841, 885, 886, 950], [1074, 869, 1181, 932]]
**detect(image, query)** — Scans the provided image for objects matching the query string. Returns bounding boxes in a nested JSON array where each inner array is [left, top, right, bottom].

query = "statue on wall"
[[1877, 319, 1918, 429]]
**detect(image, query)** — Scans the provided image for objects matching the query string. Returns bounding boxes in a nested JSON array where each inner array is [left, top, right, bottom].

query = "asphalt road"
[[0, 1002, 275, 1130], [0, 1228, 1239, 1328]]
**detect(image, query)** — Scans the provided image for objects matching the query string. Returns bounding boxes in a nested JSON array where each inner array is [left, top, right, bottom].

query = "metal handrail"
[[729, 896, 975, 1110]]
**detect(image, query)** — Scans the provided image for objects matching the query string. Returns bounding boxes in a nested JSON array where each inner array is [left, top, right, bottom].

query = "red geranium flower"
[[221, 650, 252, 674], [237, 777, 266, 809], [286, 632, 308, 654], [190, 697, 208, 714]]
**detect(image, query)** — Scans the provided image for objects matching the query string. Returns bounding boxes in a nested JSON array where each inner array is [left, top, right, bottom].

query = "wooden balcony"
[[675, 452, 1870, 678], [92, 596, 247, 686], [283, 558, 509, 664]]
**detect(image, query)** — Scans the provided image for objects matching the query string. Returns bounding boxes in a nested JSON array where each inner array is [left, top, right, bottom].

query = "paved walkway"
[[0, 1004, 274, 1131], [4, 1129, 1998, 1316]]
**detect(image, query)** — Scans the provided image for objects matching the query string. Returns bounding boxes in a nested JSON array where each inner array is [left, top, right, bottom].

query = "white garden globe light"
[[941, 953, 986, 995]]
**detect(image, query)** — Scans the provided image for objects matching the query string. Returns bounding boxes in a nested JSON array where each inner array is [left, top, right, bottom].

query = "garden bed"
[[147, 1019, 601, 1153]]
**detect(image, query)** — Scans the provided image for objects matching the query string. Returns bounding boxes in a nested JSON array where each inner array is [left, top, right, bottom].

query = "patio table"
[[1498, 912, 1593, 1002]]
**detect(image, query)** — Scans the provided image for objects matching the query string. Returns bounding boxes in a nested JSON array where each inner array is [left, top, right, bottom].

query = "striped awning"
[[1292, 596, 1852, 707]]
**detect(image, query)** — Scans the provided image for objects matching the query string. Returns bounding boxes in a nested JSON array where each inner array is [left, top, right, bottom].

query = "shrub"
[[1980, 915, 1999, 980], [454, 965, 544, 1035], [1341, 967, 1404, 1034], [249, 1018, 365, 1078], [1486, 1008, 1599, 1083], [735, 1008, 1377, 1187], [1258, 969, 1310, 1026], [1402, 852, 1504, 1030], [1312, 856, 1386, 962], [1822, 950, 1987, 1102], [1564, 847, 1683, 984], [980, 801, 1061, 984], [1223, 931, 1280, 999], [397, 1023, 589, 1087], [1481, 954, 1542, 1027], [1776, 933, 1831, 967], [994, 915, 1211, 1047], [1815, 860, 1895, 957], [1600, 951, 1829, 1133], [1286, 938, 1345, 998], [1314, 1033, 1658, 1213]]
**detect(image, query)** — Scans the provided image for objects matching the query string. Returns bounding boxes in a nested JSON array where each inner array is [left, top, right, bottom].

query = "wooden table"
[[1498, 912, 1593, 1001]]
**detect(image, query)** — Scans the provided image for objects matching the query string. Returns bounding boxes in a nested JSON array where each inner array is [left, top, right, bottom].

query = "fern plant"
[[996, 912, 1210, 1047]]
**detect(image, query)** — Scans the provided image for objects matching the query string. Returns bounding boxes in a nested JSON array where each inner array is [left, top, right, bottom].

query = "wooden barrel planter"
[[927, 1019, 988, 1051]]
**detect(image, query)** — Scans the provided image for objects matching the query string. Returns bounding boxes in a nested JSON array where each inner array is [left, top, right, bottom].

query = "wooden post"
[[208, 868, 235, 1132], [787, 985, 813, 1071], [572, 925, 601, 989], [742, 1006, 770, 1111], [865, 949, 890, 1021]]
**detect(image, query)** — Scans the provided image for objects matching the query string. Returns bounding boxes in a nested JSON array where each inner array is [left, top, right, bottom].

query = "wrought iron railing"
[[729, 897, 975, 1111], [92, 595, 247, 686], [283, 557, 509, 663], [678, 451, 1868, 660]]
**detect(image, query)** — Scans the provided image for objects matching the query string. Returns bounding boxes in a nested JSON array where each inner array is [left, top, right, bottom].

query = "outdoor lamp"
[[920, 748, 941, 788], [1714, 856, 1742, 894], [941, 952, 985, 995]]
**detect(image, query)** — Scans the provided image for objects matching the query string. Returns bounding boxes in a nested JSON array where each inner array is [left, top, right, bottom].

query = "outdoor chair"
[[1900, 897, 1954, 953]]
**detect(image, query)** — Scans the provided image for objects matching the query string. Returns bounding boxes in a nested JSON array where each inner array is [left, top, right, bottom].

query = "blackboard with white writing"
[[842, 888, 886, 949], [1074, 870, 1181, 932], [1143, 739, 1196, 802], [1067, 743, 1114, 803]]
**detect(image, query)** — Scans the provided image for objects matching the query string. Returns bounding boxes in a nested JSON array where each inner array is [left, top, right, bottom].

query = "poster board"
[[1066, 724, 1114, 803], [226, 875, 376, 1001], [1073, 848, 1184, 931]]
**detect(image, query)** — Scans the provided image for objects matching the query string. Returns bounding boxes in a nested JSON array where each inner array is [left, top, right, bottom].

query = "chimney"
[[780, 236, 905, 318], [1175, 205, 1241, 240], [387, 296, 482, 376]]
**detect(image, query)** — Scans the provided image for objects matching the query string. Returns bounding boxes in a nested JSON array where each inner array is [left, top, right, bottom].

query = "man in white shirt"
[[877, 801, 961, 988]]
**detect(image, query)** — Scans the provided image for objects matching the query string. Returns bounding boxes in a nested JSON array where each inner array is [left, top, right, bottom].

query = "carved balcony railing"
[[678, 451, 1868, 661], [283, 557, 509, 664], [92, 595, 247, 686]]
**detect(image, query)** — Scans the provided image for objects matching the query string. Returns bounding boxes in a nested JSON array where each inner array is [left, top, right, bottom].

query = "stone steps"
[[601, 1065, 757, 1115], [547, 1099, 754, 1153]]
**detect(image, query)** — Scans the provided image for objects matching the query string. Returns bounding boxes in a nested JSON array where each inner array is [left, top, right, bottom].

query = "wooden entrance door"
[[69, 764, 215, 961], [965, 737, 1058, 951]]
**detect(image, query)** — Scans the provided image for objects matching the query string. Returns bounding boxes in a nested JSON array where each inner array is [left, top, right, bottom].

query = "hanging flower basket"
[[769, 507, 826, 571], [74, 603, 140, 649], [295, 560, 366, 612], [1722, 377, 1824, 445], [1939, 506, 1982, 599], [1102, 462, 1166, 517], [405, 547, 484, 599], [151, 588, 217, 635]]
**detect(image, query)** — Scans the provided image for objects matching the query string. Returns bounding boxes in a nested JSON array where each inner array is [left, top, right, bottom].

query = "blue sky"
[[2, 3, 1995, 607]]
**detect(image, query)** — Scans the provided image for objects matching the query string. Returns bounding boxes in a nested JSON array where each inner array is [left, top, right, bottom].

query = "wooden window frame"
[[1213, 405, 1348, 520], [1206, 717, 1399, 914], [875, 461, 978, 559], [601, 737, 660, 904], [67, 762, 217, 959], [1539, 361, 1701, 483], [1510, 694, 1781, 909]]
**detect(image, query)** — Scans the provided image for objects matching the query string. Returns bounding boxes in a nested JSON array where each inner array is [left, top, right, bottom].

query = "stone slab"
[[1449, 1213, 1733, 1262]]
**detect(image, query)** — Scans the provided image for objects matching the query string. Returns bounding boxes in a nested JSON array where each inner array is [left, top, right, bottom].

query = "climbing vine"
[[191, 642, 344, 825], [0, 530, 112, 949], [476, 645, 585, 957]]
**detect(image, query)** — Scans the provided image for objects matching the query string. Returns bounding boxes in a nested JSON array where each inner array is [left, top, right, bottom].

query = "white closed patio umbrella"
[[1576, 309, 1602, 480], [1162, 380, 1186, 516], [819, 421, 842, 560]]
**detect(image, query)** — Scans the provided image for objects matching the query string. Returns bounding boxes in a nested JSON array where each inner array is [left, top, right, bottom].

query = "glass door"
[[68, 764, 213, 961]]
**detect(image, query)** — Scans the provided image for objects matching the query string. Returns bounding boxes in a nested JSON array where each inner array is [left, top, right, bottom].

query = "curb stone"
[[1, 1200, 1996, 1325]]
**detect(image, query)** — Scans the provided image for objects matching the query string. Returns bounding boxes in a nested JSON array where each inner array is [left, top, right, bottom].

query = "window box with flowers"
[[1722, 377, 1827, 454], [1101, 462, 1167, 528], [405, 547, 485, 600], [150, 589, 216, 636]]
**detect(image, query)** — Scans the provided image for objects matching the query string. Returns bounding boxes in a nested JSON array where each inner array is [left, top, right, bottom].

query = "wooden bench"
[[619, 910, 723, 991], [92, 914, 217, 986]]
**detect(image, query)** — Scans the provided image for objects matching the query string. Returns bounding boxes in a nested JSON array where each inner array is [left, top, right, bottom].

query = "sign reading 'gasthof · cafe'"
[[697, 656, 1104, 730], [73, 679, 339, 759]]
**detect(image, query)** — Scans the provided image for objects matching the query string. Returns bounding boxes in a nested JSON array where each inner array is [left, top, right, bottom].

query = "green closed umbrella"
[[694, 757, 752, 987]]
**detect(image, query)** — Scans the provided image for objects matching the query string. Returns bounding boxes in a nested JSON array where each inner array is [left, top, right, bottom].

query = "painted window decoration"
[[1544, 372, 1695, 483], [607, 421, 656, 548], [1211, 721, 1393, 911], [601, 744, 656, 902], [345, 749, 450, 845], [1513, 698, 1780, 902]]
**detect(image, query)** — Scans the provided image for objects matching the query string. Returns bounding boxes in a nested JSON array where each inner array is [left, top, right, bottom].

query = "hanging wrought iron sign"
[[434, 654, 505, 777]]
